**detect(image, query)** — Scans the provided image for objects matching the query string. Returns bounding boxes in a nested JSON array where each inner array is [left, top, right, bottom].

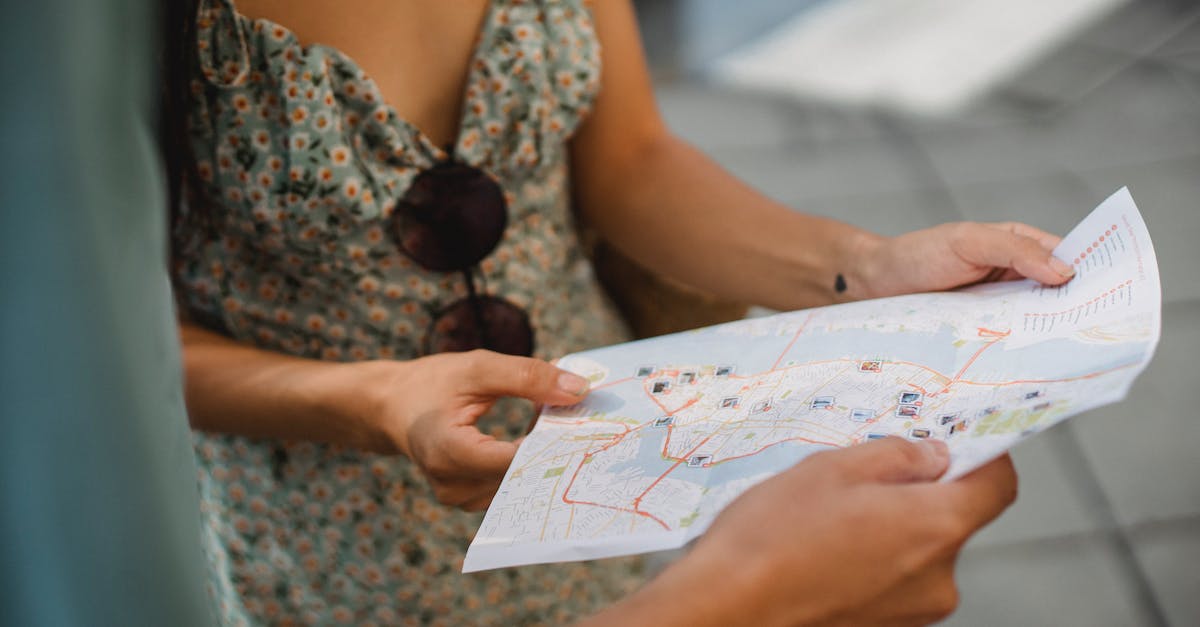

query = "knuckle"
[[931, 580, 961, 619], [950, 221, 975, 239], [515, 359, 545, 391], [920, 506, 970, 547], [464, 349, 491, 374], [888, 437, 925, 467]]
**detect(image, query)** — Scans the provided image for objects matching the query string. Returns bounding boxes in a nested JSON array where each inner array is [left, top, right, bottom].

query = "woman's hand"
[[588, 438, 1017, 627], [362, 349, 590, 511], [857, 221, 1077, 299]]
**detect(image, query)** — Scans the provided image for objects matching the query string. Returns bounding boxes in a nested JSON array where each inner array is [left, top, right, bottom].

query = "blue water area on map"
[[784, 325, 963, 373], [606, 423, 831, 487], [581, 389, 627, 414], [972, 336, 1147, 381]]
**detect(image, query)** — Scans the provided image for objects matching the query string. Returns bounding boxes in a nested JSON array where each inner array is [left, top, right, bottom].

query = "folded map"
[[464, 187, 1161, 573]]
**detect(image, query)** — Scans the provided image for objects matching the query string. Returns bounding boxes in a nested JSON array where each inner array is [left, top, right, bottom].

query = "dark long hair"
[[158, 0, 206, 263]]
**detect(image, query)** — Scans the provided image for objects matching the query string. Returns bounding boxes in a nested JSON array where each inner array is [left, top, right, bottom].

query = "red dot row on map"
[[1073, 224, 1119, 265], [1023, 279, 1134, 317]]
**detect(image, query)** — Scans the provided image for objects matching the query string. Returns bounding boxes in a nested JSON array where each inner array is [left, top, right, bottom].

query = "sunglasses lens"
[[426, 295, 534, 357], [392, 162, 507, 272]]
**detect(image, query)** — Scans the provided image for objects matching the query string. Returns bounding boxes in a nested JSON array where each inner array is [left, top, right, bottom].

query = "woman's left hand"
[[857, 221, 1077, 299]]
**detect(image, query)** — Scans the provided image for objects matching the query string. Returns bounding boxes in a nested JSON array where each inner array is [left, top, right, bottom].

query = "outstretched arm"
[[582, 438, 1018, 626], [181, 322, 589, 510], [571, 0, 1075, 311]]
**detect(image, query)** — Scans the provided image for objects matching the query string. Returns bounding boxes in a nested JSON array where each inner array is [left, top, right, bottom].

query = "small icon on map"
[[896, 404, 919, 417], [1033, 401, 1051, 411], [810, 396, 835, 410], [939, 413, 959, 426], [866, 433, 888, 440], [850, 408, 875, 422], [715, 365, 735, 377], [653, 416, 675, 428], [860, 360, 883, 373], [899, 391, 923, 404], [1025, 391, 1042, 400], [751, 400, 771, 413], [949, 421, 968, 436], [720, 396, 740, 409], [635, 366, 654, 378], [651, 380, 670, 395], [687, 455, 712, 467], [980, 406, 998, 417], [678, 371, 696, 385], [910, 428, 932, 439]]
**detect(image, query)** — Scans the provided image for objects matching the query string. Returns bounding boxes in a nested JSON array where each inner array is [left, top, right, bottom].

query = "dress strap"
[[196, 0, 251, 88]]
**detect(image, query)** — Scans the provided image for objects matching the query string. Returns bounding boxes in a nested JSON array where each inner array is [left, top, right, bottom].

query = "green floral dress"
[[176, 0, 641, 624]]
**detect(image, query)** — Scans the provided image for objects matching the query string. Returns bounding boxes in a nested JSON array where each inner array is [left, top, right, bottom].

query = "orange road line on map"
[[593, 376, 633, 391], [770, 313, 815, 371], [554, 329, 1137, 537], [713, 435, 842, 465], [941, 328, 1010, 391], [631, 431, 720, 527], [561, 452, 670, 530], [956, 361, 1139, 387], [538, 459, 569, 541]]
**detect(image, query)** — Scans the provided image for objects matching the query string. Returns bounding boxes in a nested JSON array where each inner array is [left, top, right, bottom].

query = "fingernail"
[[557, 372, 589, 396], [921, 439, 950, 464], [1049, 256, 1076, 278]]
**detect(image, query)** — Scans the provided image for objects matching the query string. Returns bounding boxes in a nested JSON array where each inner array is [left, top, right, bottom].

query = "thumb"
[[462, 350, 590, 406], [826, 437, 950, 484], [956, 223, 1076, 286]]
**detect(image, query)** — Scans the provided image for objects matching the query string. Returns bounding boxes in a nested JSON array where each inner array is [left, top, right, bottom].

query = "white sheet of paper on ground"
[[463, 188, 1161, 573]]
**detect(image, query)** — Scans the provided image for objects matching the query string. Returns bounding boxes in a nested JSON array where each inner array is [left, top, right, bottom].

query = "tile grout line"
[[1042, 6, 1200, 120], [871, 112, 964, 223], [1049, 423, 1170, 627]]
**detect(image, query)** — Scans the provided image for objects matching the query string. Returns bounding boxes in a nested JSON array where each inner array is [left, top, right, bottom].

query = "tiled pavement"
[[646, 1, 1200, 625]]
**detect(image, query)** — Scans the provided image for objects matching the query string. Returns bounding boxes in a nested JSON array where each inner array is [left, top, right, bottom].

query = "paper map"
[[464, 188, 1161, 573]]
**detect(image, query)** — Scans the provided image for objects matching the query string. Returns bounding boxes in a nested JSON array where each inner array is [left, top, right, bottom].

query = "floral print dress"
[[176, 0, 641, 624]]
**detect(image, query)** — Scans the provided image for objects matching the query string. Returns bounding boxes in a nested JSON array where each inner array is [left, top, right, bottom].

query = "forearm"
[[574, 134, 884, 311], [180, 322, 392, 451], [581, 543, 811, 627]]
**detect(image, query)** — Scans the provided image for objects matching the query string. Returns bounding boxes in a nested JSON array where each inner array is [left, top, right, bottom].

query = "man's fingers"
[[940, 454, 1019, 530], [815, 437, 950, 485], [956, 224, 1075, 285], [462, 350, 590, 406]]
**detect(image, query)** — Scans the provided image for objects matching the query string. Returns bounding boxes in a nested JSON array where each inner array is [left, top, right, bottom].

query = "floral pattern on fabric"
[[177, 0, 640, 624]]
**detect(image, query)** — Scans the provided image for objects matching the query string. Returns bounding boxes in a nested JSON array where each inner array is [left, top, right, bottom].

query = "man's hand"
[[858, 221, 1076, 299], [361, 350, 590, 511], [586, 438, 1017, 627]]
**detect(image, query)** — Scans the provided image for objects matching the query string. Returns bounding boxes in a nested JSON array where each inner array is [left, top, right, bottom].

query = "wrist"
[[323, 359, 411, 454], [841, 229, 887, 302], [589, 541, 807, 627]]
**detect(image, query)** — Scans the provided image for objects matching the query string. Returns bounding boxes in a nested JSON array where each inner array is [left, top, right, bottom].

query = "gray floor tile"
[[1129, 518, 1200, 626], [916, 121, 1069, 186], [1076, 155, 1200, 303], [1078, 0, 1200, 56], [1151, 19, 1200, 73], [705, 140, 945, 214], [944, 171, 1097, 238], [657, 83, 803, 151], [784, 186, 961, 237], [916, 63, 1200, 186], [945, 535, 1152, 627], [1003, 42, 1133, 106], [1072, 299, 1200, 526], [969, 429, 1102, 548]]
